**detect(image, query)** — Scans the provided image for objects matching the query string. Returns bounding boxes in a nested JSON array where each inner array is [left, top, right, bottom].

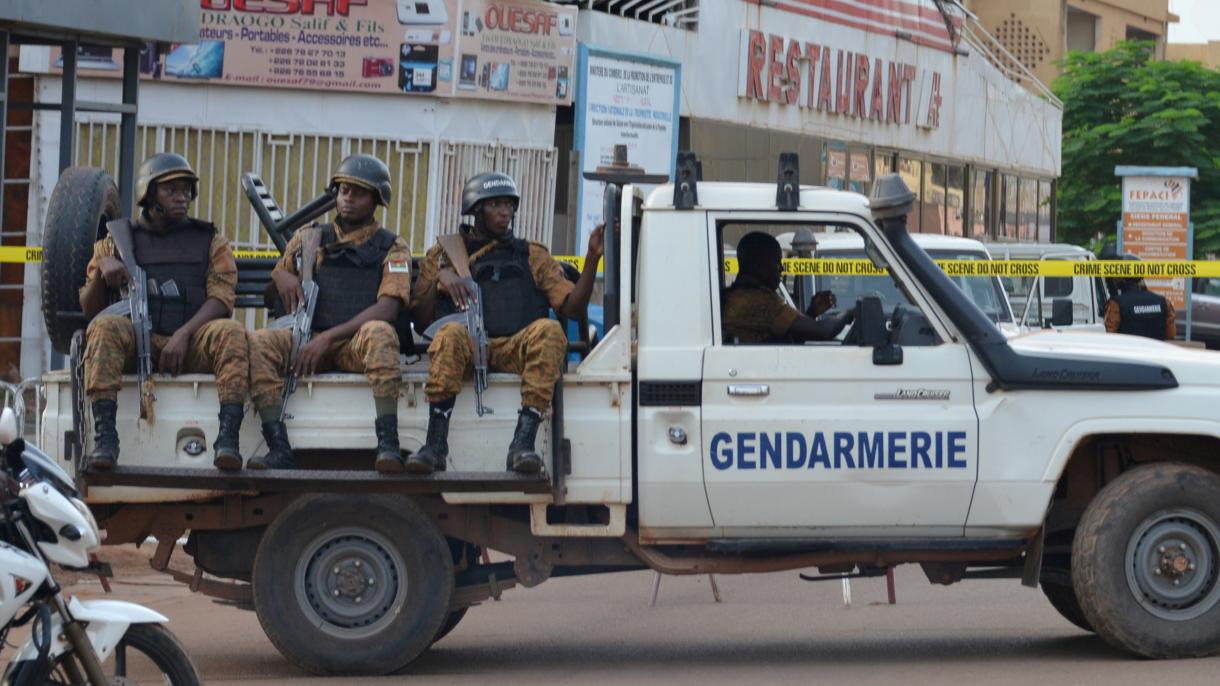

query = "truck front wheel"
[[1073, 463, 1220, 658], [251, 494, 454, 675]]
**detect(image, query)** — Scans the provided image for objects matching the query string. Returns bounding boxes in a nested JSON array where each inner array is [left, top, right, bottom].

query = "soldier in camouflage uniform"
[[409, 172, 604, 475], [248, 154, 412, 472], [79, 153, 249, 471], [722, 232, 852, 344]]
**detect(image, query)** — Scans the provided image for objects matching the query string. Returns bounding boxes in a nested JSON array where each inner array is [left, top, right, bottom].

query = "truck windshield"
[[816, 249, 1014, 324]]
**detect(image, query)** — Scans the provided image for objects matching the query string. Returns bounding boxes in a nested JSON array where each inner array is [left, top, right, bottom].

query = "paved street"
[[42, 547, 1220, 685]]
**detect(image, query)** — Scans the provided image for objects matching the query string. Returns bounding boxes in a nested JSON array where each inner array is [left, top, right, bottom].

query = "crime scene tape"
[[4, 244, 1217, 278]]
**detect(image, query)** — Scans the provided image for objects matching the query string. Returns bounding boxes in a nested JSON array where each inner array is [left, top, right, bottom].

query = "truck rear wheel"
[[251, 494, 454, 675], [1073, 463, 1220, 658]]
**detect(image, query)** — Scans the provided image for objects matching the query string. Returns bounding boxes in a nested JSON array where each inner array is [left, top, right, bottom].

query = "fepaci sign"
[[1116, 166, 1198, 315]]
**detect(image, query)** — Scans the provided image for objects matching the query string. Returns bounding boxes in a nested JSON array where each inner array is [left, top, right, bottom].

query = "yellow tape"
[[6, 244, 1218, 278]]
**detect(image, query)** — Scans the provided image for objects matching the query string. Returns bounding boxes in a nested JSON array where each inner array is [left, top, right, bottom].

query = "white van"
[[985, 242, 1105, 332]]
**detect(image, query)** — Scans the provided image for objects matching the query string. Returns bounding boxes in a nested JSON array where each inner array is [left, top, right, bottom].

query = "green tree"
[[1054, 41, 1220, 255]]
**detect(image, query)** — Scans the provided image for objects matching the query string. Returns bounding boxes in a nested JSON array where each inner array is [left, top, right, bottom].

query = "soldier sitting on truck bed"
[[407, 172, 604, 475], [79, 153, 250, 471], [723, 231, 852, 344], [247, 154, 413, 473]]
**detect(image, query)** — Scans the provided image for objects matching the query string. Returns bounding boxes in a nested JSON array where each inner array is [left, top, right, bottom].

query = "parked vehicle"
[[1178, 277, 1220, 348], [0, 408, 200, 685], [32, 158, 1220, 674], [985, 242, 1105, 333]]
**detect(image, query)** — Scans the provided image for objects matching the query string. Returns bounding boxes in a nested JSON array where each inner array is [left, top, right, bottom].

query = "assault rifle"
[[270, 228, 323, 421], [423, 234, 493, 417], [99, 219, 154, 421]]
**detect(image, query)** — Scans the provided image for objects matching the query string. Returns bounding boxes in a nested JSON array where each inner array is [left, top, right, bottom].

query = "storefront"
[[565, 0, 1061, 245]]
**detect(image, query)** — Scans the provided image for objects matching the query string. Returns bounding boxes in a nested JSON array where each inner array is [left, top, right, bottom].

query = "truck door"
[[701, 218, 979, 535]]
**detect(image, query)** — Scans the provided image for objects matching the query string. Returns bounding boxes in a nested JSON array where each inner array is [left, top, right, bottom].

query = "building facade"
[[12, 0, 1061, 378], [965, 0, 1177, 90]]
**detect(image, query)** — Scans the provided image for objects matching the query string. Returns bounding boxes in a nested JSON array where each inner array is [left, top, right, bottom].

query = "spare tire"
[[41, 167, 121, 354]]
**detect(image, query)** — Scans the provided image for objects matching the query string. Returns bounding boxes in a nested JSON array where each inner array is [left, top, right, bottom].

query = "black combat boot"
[[247, 420, 295, 470], [88, 400, 120, 471], [374, 415, 405, 474], [405, 404, 451, 475], [506, 407, 545, 474], [212, 403, 245, 471]]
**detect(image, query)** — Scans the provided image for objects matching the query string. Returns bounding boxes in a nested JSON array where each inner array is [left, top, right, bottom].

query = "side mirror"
[[1049, 298, 1073, 327], [855, 296, 888, 347], [0, 407, 18, 445]]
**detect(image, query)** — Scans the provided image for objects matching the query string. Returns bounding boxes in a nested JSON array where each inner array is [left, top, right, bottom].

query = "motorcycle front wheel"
[[31, 623, 201, 686]]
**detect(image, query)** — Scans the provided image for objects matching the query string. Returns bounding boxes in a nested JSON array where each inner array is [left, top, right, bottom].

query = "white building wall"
[[576, 1, 1061, 178]]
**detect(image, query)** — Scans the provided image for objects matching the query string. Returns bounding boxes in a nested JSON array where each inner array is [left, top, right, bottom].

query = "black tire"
[[14, 623, 203, 685], [252, 494, 454, 675], [1041, 581, 1094, 632], [433, 607, 468, 644], [1073, 463, 1220, 658], [41, 166, 121, 354]]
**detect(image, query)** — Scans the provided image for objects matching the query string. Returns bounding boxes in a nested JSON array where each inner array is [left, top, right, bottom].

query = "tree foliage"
[[1054, 42, 1220, 255]]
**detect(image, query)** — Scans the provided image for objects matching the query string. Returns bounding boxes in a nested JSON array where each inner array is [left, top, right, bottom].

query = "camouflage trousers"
[[83, 315, 250, 404], [425, 318, 566, 410], [249, 320, 402, 410]]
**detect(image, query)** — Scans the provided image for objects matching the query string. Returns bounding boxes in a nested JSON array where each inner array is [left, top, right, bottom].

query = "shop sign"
[[574, 46, 680, 251], [34, 0, 576, 105], [737, 29, 943, 130], [1118, 168, 1197, 310]]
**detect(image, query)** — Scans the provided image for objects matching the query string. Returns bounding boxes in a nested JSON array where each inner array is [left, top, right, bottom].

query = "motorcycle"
[[0, 407, 200, 685]]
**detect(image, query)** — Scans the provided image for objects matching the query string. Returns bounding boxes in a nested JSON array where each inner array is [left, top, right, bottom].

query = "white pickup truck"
[[35, 158, 1220, 675]]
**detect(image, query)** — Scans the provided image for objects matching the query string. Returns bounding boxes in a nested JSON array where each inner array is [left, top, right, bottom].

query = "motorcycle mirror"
[[0, 407, 17, 445]]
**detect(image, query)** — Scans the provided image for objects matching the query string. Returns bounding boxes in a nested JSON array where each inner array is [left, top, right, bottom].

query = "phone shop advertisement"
[[30, 0, 577, 106]]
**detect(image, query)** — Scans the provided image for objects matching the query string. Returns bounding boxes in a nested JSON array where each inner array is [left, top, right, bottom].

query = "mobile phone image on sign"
[[399, 43, 438, 93], [459, 54, 478, 90], [489, 63, 510, 92], [397, 0, 448, 26]]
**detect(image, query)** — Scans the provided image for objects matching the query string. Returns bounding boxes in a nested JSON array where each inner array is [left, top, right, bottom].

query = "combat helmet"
[[461, 172, 520, 215], [136, 153, 198, 208], [329, 154, 392, 206]]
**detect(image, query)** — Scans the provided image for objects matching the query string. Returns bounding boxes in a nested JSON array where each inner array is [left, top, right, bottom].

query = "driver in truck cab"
[[408, 172, 604, 476], [78, 153, 249, 472], [723, 231, 852, 344], [247, 154, 414, 473]]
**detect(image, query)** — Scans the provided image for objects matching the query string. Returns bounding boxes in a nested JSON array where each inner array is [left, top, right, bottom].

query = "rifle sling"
[[438, 234, 473, 279]]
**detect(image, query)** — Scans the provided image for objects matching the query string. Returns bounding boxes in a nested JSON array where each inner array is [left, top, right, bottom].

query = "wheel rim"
[[1125, 507, 1220, 621], [294, 527, 406, 639]]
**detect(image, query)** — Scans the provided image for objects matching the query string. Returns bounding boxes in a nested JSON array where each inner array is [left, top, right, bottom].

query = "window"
[[970, 168, 993, 238], [898, 157, 923, 232], [1001, 174, 1018, 239], [1038, 179, 1053, 241], [946, 165, 965, 236], [874, 150, 896, 179], [923, 161, 947, 234], [1066, 7, 1098, 52], [849, 148, 872, 195], [825, 143, 848, 191], [1019, 177, 1038, 240], [716, 222, 941, 347]]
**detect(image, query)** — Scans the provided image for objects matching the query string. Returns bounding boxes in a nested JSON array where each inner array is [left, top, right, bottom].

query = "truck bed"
[[41, 327, 633, 506]]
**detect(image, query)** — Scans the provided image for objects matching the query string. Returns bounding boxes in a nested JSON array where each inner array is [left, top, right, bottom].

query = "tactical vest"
[[311, 224, 414, 352], [1114, 288, 1170, 340], [131, 219, 214, 336], [437, 237, 551, 338]]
